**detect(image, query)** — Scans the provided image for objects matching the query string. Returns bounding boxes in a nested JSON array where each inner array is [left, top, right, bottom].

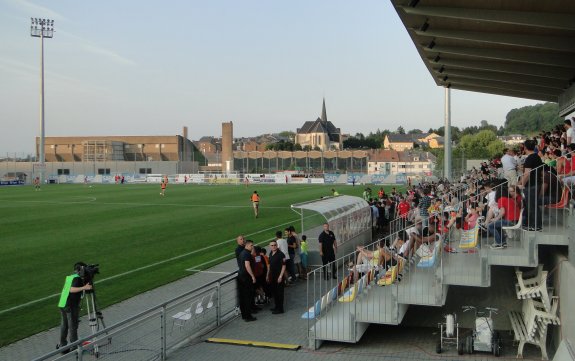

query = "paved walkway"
[[1, 259, 546, 361]]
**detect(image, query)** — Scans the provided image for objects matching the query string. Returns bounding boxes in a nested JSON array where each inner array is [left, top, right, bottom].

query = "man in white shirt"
[[275, 231, 289, 261], [501, 148, 518, 185], [565, 119, 574, 145]]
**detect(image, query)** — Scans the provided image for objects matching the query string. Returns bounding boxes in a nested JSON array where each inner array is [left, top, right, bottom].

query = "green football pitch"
[[0, 182, 397, 346]]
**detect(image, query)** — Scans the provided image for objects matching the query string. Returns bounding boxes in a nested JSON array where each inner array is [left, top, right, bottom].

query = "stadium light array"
[[30, 18, 55, 184]]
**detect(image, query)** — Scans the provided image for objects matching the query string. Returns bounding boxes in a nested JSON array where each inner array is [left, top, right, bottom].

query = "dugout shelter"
[[291, 195, 372, 268]]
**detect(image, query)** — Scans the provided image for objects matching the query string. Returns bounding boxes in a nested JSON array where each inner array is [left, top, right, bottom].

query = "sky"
[[0, 0, 542, 155]]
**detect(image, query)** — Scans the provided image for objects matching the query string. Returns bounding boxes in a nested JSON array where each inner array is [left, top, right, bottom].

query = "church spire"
[[321, 97, 327, 123]]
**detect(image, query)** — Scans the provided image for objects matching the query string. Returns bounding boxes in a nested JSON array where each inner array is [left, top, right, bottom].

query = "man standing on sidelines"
[[235, 235, 245, 268], [267, 240, 286, 314], [251, 191, 260, 218], [318, 223, 338, 280], [238, 240, 257, 322]]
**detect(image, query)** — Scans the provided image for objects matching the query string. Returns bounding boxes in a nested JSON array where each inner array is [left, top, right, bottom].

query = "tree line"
[[263, 102, 561, 158]]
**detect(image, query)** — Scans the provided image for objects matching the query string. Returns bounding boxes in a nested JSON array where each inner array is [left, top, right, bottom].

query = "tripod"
[[84, 285, 110, 358]]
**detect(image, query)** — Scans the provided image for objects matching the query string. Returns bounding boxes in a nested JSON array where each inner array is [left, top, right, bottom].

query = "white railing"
[[32, 272, 239, 361]]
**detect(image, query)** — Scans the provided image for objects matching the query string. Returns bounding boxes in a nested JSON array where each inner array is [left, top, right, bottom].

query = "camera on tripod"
[[79, 264, 99, 284]]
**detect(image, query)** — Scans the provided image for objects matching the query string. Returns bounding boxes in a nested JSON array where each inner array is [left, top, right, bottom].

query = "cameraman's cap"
[[74, 262, 87, 272]]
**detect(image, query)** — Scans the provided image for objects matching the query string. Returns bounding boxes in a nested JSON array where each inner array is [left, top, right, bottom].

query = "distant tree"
[[407, 129, 423, 134], [266, 140, 295, 151], [343, 130, 388, 149], [504, 102, 562, 135], [278, 131, 295, 140], [302, 145, 312, 151], [294, 143, 303, 151], [486, 140, 505, 158], [397, 126, 405, 134], [343, 135, 363, 149], [313, 146, 321, 151], [458, 130, 503, 158], [428, 126, 461, 143], [478, 120, 498, 134]]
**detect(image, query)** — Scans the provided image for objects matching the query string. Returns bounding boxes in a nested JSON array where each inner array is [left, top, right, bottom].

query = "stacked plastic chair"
[[508, 265, 560, 360]]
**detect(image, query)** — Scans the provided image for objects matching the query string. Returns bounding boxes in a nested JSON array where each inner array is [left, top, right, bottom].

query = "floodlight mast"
[[30, 18, 54, 184]]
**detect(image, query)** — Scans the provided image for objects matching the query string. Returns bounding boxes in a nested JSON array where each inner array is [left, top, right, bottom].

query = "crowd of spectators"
[[350, 117, 575, 275]]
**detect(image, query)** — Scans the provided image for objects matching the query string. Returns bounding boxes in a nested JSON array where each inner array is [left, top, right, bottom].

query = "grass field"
[[0, 182, 396, 346]]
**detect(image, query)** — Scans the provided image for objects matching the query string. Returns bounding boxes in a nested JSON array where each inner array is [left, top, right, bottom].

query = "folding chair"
[[502, 209, 523, 240], [338, 282, 359, 303], [206, 292, 215, 310], [417, 243, 441, 268], [377, 264, 398, 286], [458, 225, 480, 251], [171, 298, 202, 333], [301, 299, 321, 319]]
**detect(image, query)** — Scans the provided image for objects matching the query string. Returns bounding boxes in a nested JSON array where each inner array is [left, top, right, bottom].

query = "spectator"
[[501, 148, 518, 185], [419, 188, 431, 228], [275, 231, 289, 271], [288, 225, 305, 280], [235, 235, 245, 268], [565, 119, 573, 144], [238, 240, 257, 322], [350, 241, 384, 281], [519, 139, 543, 231], [558, 144, 575, 186], [267, 240, 286, 314], [284, 227, 297, 282], [300, 235, 309, 278], [412, 222, 437, 256], [252, 246, 267, 305], [464, 202, 480, 230], [542, 165, 562, 206], [318, 223, 338, 280], [370, 202, 379, 229], [489, 186, 522, 249], [397, 196, 411, 230]]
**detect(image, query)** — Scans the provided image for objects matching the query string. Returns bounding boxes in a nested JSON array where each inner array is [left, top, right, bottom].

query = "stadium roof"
[[391, 0, 575, 116]]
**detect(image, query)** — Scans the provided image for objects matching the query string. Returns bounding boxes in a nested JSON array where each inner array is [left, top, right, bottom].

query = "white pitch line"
[[0, 197, 98, 205], [0, 199, 288, 209], [0, 216, 311, 315]]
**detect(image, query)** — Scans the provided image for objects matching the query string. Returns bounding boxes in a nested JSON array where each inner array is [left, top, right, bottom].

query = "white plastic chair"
[[171, 298, 202, 333], [502, 208, 523, 240]]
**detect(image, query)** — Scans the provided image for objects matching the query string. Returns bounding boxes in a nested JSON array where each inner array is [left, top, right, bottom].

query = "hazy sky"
[[0, 0, 542, 155]]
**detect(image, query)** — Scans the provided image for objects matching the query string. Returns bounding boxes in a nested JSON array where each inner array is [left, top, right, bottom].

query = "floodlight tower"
[[30, 18, 54, 183]]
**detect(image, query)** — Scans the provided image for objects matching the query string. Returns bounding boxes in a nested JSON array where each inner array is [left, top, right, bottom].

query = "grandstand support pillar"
[[444, 86, 452, 180]]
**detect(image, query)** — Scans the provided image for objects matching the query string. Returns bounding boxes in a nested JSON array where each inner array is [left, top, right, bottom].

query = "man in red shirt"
[[488, 186, 521, 249], [397, 196, 411, 230]]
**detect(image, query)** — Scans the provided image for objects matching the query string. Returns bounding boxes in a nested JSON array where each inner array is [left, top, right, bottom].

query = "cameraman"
[[57, 262, 92, 352]]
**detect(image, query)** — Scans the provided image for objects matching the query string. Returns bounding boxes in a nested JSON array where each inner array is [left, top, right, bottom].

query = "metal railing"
[[32, 271, 239, 361]]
